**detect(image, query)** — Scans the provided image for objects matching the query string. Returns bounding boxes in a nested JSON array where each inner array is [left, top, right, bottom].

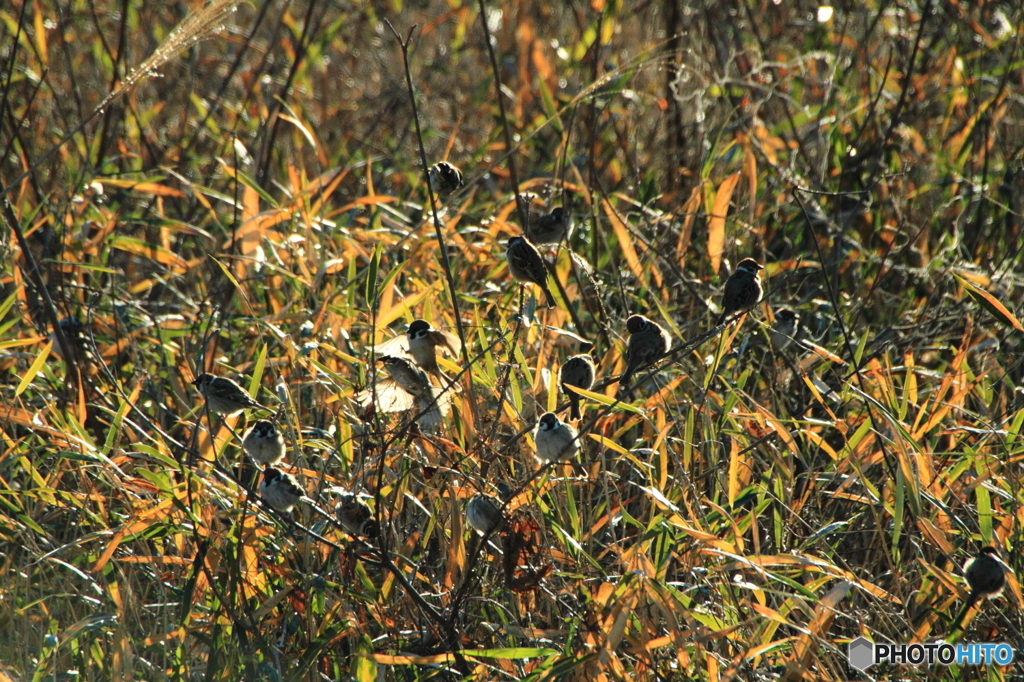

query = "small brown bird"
[[618, 315, 671, 398], [259, 466, 305, 512], [374, 319, 462, 376], [193, 373, 272, 416], [534, 412, 579, 465], [526, 207, 573, 245], [770, 308, 800, 352], [466, 493, 504, 535], [506, 236, 557, 308], [356, 357, 416, 414], [356, 356, 452, 431], [964, 547, 1008, 606], [716, 258, 764, 325], [336, 493, 379, 537], [427, 161, 464, 197], [559, 354, 596, 421], [242, 420, 286, 466], [954, 547, 1010, 630]]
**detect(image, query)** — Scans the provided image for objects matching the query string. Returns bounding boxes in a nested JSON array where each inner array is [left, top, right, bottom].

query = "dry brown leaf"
[[744, 147, 757, 215], [99, 179, 186, 198], [676, 185, 702, 269], [603, 199, 644, 282], [786, 581, 851, 680], [953, 271, 1024, 332], [708, 173, 741, 275]]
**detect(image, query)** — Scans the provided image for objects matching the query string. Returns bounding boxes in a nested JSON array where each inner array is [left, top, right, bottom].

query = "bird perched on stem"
[[526, 206, 573, 245], [534, 412, 579, 465], [952, 547, 1010, 630], [193, 373, 272, 416], [374, 319, 462, 377], [618, 315, 671, 399], [259, 466, 305, 512], [559, 354, 595, 421], [466, 493, 504, 535], [770, 308, 800, 352], [242, 420, 286, 466], [335, 492, 379, 538], [506, 236, 557, 308], [716, 258, 764, 325], [427, 161, 463, 197]]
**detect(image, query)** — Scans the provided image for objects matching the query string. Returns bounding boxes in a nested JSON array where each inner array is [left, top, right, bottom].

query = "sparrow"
[[427, 161, 464, 197], [964, 547, 1008, 606], [618, 314, 671, 399], [954, 547, 1011, 629], [259, 466, 305, 512], [526, 207, 573, 245], [534, 412, 579, 465], [335, 492, 379, 537], [466, 493, 504, 535], [356, 355, 452, 431], [770, 308, 800, 352], [716, 258, 764, 325], [505, 236, 557, 308], [374, 319, 462, 376], [193, 373, 272, 416], [559, 354, 596, 421], [242, 420, 286, 466]]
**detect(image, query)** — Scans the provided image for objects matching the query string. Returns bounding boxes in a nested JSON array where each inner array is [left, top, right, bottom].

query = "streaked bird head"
[[427, 161, 463, 195], [467, 493, 503, 534]]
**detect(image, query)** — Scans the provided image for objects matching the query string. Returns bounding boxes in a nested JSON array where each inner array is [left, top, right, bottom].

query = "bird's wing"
[[355, 379, 415, 413], [508, 247, 543, 279], [373, 334, 411, 358], [430, 329, 463, 357], [431, 385, 454, 416]]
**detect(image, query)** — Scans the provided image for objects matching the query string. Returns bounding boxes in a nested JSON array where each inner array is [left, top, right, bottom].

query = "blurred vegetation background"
[[2, 0, 1024, 680]]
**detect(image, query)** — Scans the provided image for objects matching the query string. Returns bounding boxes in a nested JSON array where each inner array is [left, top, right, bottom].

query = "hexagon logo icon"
[[848, 637, 874, 671]]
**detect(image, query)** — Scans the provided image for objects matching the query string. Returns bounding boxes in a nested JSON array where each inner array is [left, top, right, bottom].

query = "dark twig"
[[0, 0, 242, 200], [862, 0, 933, 191], [385, 20, 479, 432], [792, 188, 900, 491], [2, 199, 81, 395], [475, 0, 591, 339]]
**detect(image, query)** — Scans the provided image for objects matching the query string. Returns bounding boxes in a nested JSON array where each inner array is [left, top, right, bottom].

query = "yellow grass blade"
[[16, 341, 52, 397]]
